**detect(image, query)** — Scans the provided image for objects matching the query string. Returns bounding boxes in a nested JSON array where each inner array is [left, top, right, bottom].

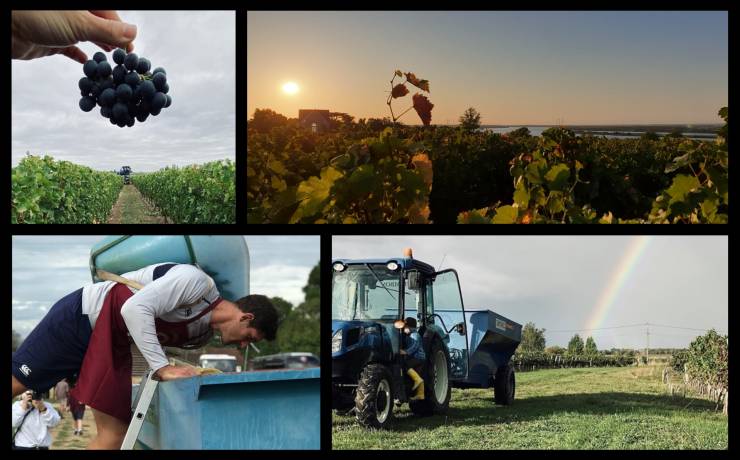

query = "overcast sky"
[[332, 236, 727, 350], [12, 235, 319, 339], [12, 11, 235, 172]]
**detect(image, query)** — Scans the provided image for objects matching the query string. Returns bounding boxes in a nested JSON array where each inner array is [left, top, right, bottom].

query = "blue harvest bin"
[[132, 368, 320, 449], [89, 235, 249, 301]]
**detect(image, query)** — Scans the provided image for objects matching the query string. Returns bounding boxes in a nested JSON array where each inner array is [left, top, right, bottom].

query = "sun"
[[282, 82, 299, 95]]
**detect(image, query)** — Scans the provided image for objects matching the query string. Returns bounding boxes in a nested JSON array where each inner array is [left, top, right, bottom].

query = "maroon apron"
[[69, 283, 222, 423]]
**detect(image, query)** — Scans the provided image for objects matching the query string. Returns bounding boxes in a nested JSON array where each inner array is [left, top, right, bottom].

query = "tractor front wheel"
[[494, 364, 515, 405], [355, 363, 394, 429]]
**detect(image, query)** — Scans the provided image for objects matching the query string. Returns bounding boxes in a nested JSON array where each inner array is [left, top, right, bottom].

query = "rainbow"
[[583, 235, 653, 333]]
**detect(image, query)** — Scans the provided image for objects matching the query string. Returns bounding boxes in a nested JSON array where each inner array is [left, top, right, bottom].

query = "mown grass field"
[[332, 366, 727, 449]]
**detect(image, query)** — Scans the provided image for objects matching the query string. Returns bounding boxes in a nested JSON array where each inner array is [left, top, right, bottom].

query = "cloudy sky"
[[12, 11, 235, 172], [332, 236, 727, 350], [12, 235, 319, 339]]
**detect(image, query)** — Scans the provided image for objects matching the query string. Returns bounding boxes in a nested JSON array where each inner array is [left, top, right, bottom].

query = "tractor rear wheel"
[[409, 339, 451, 416], [355, 363, 394, 429], [494, 364, 515, 405]]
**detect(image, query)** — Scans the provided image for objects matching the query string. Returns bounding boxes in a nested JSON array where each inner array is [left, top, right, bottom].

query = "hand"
[[11, 10, 137, 64], [400, 350, 407, 355], [20, 392, 32, 411], [33, 399, 47, 412], [155, 365, 199, 381]]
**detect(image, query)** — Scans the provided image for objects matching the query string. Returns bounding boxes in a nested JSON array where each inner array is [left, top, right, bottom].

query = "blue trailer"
[[132, 368, 320, 449], [331, 249, 522, 428]]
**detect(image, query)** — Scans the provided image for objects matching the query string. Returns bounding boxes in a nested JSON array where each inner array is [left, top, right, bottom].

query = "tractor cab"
[[331, 248, 469, 428]]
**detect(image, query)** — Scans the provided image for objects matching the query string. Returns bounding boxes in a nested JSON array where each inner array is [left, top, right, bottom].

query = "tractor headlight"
[[386, 262, 399, 271], [333, 262, 346, 272], [331, 330, 343, 353]]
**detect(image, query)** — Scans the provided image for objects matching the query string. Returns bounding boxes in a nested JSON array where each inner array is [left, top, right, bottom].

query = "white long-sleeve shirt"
[[12, 401, 60, 448], [81, 263, 220, 372]]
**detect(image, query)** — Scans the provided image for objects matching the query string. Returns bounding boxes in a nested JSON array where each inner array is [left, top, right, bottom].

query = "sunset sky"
[[247, 11, 727, 125]]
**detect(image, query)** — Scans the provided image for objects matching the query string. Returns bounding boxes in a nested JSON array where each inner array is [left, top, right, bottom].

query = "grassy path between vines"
[[332, 366, 727, 450], [107, 184, 166, 224]]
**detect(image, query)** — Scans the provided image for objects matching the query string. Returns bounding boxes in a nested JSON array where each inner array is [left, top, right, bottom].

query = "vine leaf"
[[412, 93, 434, 126], [391, 83, 409, 99], [410, 152, 433, 187], [405, 72, 430, 92]]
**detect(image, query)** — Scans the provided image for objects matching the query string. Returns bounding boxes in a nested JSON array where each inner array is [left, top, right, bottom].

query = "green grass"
[[107, 184, 166, 224], [332, 366, 727, 449]]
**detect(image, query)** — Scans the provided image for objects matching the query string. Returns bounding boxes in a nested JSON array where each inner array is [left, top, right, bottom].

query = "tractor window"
[[332, 264, 400, 321], [403, 271, 422, 321]]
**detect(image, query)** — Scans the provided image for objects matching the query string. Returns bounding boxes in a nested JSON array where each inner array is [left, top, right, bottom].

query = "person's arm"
[[11, 401, 29, 428], [405, 334, 421, 357], [120, 265, 214, 375], [37, 402, 61, 428]]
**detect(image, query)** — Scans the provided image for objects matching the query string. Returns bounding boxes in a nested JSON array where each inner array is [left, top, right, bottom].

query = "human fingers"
[[89, 11, 134, 51], [94, 41, 115, 52], [79, 12, 136, 51], [50, 45, 87, 64]]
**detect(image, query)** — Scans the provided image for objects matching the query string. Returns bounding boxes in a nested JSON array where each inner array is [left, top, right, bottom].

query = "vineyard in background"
[[664, 330, 728, 414], [12, 155, 235, 224], [247, 107, 728, 224], [12, 155, 122, 224], [134, 160, 236, 224], [512, 351, 635, 371]]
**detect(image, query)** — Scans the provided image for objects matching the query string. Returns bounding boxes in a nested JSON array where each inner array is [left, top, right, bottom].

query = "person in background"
[[54, 378, 69, 418], [12, 390, 61, 450], [68, 391, 86, 436]]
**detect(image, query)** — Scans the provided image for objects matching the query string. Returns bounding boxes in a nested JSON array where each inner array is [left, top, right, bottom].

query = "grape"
[[140, 80, 156, 101], [124, 53, 139, 71], [100, 88, 116, 107], [79, 97, 96, 112], [79, 77, 93, 93], [125, 71, 140, 87], [151, 92, 167, 110], [112, 102, 128, 121], [77, 49, 172, 127], [112, 65, 126, 84], [100, 78, 115, 91], [83, 60, 98, 78], [153, 72, 167, 91], [116, 83, 132, 101], [136, 58, 151, 74], [97, 61, 112, 78], [113, 48, 126, 65]]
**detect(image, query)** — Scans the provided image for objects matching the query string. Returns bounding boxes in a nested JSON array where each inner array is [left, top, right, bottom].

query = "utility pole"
[[645, 322, 650, 365]]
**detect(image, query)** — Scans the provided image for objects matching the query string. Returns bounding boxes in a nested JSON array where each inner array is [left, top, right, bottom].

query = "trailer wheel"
[[409, 339, 451, 416], [494, 364, 515, 405], [355, 364, 394, 429]]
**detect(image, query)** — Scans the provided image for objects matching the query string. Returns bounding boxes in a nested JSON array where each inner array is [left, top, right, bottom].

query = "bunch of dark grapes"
[[78, 49, 172, 127]]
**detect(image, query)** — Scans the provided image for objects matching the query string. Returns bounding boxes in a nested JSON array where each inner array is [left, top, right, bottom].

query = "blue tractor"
[[332, 248, 522, 429]]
